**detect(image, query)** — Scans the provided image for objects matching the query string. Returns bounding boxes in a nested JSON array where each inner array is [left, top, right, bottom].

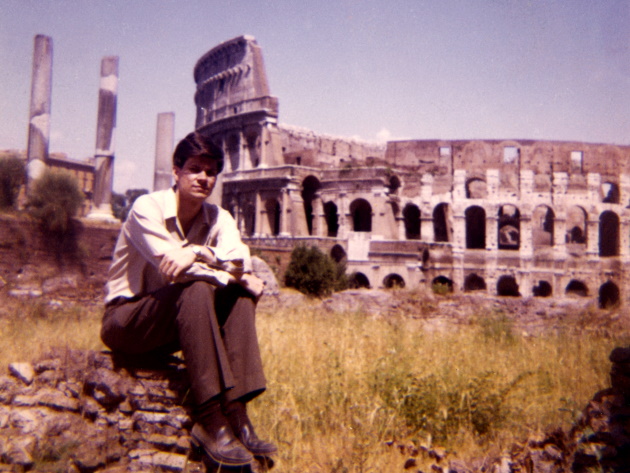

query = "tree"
[[28, 169, 84, 236], [284, 245, 346, 297], [0, 154, 26, 209], [111, 188, 149, 221]]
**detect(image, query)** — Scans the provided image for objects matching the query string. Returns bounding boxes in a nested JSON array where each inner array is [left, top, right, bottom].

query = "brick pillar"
[[26, 35, 53, 188], [88, 56, 119, 221], [153, 112, 175, 191]]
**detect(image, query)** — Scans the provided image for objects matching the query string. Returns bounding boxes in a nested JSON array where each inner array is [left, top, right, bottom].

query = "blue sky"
[[1, 0, 629, 192]]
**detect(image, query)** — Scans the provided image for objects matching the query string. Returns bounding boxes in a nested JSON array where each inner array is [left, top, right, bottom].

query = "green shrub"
[[28, 169, 84, 236], [371, 361, 532, 443], [285, 245, 344, 297], [0, 154, 26, 209], [111, 188, 148, 222]]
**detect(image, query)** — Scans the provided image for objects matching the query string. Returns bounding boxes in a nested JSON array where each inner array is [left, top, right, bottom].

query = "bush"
[[28, 169, 85, 236], [111, 188, 149, 222], [0, 154, 26, 209], [285, 245, 345, 297]]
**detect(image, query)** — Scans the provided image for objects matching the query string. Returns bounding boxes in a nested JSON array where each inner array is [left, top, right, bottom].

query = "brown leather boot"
[[225, 400, 278, 456], [193, 398, 253, 466]]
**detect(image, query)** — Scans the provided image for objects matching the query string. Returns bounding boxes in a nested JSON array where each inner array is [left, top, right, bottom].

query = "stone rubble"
[[0, 348, 270, 472]]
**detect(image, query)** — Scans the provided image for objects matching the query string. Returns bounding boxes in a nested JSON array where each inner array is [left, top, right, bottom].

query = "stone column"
[[26, 35, 53, 188], [88, 56, 119, 221], [153, 112, 175, 191]]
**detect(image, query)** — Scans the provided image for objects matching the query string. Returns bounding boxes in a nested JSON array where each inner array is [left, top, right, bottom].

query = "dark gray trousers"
[[101, 281, 266, 405]]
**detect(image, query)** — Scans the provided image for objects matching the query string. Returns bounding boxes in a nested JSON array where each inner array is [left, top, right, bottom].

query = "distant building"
[[194, 35, 630, 308], [1, 150, 95, 216]]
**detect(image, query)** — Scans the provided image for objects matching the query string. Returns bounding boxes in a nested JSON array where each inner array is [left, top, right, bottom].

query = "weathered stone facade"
[[194, 36, 630, 307]]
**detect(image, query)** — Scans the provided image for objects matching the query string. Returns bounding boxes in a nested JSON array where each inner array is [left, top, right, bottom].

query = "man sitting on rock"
[[101, 131, 276, 467]]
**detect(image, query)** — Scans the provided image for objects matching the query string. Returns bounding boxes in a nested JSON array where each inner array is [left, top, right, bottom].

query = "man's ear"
[[172, 166, 180, 186]]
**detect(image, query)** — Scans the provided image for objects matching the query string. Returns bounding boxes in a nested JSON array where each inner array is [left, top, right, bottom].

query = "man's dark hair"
[[173, 132, 224, 173]]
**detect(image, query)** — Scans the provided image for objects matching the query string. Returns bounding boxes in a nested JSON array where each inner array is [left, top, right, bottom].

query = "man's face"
[[173, 155, 219, 202]]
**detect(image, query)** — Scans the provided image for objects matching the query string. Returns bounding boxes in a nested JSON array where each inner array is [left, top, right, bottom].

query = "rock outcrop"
[[0, 348, 270, 472]]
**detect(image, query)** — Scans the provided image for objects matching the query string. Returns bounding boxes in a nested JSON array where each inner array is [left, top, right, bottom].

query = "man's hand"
[[158, 247, 196, 281], [238, 273, 265, 298]]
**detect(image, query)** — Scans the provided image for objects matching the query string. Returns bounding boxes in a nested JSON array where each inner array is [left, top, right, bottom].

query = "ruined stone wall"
[[278, 124, 386, 169], [0, 215, 117, 299]]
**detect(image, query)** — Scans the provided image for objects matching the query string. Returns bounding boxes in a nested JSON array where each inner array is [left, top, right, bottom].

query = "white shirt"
[[105, 188, 251, 303]]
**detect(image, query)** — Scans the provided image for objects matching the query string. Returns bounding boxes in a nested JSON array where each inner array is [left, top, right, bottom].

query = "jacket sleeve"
[[124, 195, 236, 286]]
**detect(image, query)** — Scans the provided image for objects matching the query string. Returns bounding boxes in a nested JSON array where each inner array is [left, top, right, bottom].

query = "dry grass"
[[0, 291, 628, 471]]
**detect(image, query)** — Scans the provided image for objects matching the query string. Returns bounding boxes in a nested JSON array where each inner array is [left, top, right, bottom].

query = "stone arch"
[[432, 276, 453, 293], [403, 203, 421, 240], [464, 273, 486, 292], [388, 175, 401, 194], [433, 203, 450, 242], [350, 198, 372, 232], [302, 176, 321, 236], [566, 279, 588, 297], [383, 273, 405, 289], [466, 178, 487, 199], [330, 244, 346, 263], [566, 206, 587, 244], [242, 201, 256, 237], [532, 205, 554, 247], [324, 201, 339, 237], [498, 204, 520, 250], [533, 280, 552, 297], [264, 198, 281, 236], [349, 272, 370, 289], [465, 205, 486, 249], [227, 134, 239, 171], [602, 182, 620, 204], [599, 210, 619, 257], [599, 281, 620, 309], [245, 133, 261, 168], [497, 275, 520, 296]]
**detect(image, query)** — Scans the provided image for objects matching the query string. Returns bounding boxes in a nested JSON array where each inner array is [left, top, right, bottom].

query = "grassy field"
[[0, 291, 628, 471]]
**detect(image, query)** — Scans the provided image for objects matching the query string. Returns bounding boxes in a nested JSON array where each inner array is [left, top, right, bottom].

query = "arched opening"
[[301, 176, 321, 236], [349, 272, 370, 289], [433, 203, 450, 242], [466, 178, 487, 199], [330, 244, 346, 263], [566, 280, 588, 297], [465, 206, 486, 249], [227, 134, 239, 171], [566, 206, 587, 244], [265, 199, 281, 236], [498, 205, 520, 250], [464, 273, 486, 292], [383, 273, 405, 289], [599, 281, 620, 309], [432, 276, 453, 294], [324, 201, 339, 237], [533, 280, 552, 297], [599, 210, 619, 257], [532, 205, 554, 247], [497, 275, 520, 297], [243, 202, 256, 237], [388, 175, 401, 194], [602, 182, 620, 204], [403, 204, 421, 240], [350, 199, 372, 232], [246, 133, 260, 168]]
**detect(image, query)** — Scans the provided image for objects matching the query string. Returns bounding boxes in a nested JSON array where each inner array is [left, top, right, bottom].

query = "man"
[[101, 132, 276, 466]]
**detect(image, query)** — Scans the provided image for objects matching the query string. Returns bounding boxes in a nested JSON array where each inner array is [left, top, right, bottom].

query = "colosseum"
[[193, 35, 630, 307]]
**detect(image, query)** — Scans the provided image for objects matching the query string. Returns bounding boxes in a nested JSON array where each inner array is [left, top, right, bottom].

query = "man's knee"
[[181, 280, 217, 300]]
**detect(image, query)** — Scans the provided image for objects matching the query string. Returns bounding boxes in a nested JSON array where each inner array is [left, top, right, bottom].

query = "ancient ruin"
[[193, 35, 630, 307]]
